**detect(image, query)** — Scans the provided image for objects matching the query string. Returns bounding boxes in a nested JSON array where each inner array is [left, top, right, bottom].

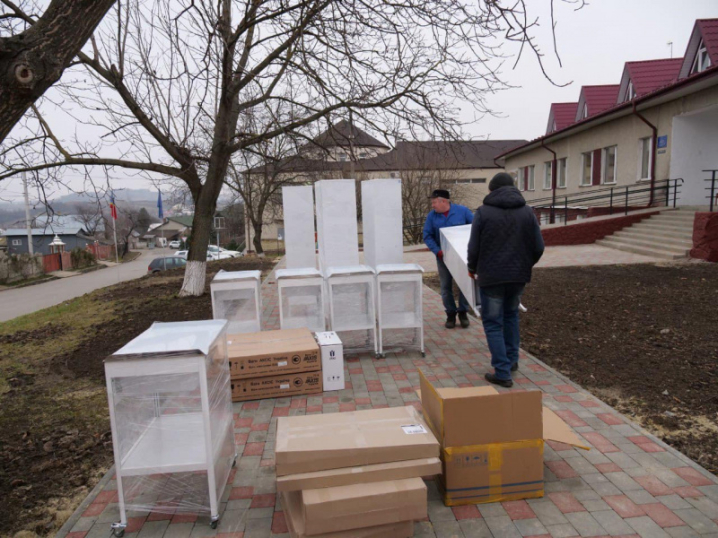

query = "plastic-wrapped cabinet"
[[361, 178, 403, 269], [104, 320, 236, 533], [211, 270, 262, 334], [439, 224, 480, 316], [376, 264, 424, 355], [315, 180, 360, 271], [282, 185, 316, 269], [325, 265, 377, 355], [276, 267, 326, 333]]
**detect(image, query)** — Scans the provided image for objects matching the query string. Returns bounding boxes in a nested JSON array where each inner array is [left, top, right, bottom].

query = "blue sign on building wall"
[[657, 135, 668, 149]]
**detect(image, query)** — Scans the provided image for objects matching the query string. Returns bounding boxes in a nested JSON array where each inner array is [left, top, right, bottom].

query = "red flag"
[[109, 193, 117, 220]]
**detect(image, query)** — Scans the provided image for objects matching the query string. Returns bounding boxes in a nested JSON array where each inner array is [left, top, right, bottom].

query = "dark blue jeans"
[[437, 256, 469, 314], [479, 283, 525, 381]]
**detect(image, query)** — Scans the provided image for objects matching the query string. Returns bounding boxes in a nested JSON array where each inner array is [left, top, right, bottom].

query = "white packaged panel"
[[439, 224, 480, 316], [315, 179, 359, 271], [282, 185, 316, 269], [316, 331, 345, 391], [361, 178, 403, 269], [105, 321, 235, 532]]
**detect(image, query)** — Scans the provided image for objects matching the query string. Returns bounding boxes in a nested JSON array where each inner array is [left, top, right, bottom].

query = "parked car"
[[208, 245, 241, 258], [168, 240, 182, 249], [174, 250, 188, 259], [207, 251, 234, 261], [148, 256, 187, 274]]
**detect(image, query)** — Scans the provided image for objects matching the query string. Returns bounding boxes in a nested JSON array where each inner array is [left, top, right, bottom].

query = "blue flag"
[[157, 190, 164, 219]]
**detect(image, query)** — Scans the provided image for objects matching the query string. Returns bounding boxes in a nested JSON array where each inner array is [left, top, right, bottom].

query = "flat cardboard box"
[[277, 457, 441, 492], [227, 328, 320, 379], [302, 478, 426, 535], [418, 370, 589, 506], [275, 406, 439, 476], [281, 491, 414, 538], [232, 370, 322, 402]]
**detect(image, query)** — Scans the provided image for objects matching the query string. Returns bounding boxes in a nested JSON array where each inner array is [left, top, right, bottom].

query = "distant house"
[[3, 225, 96, 255], [149, 216, 193, 242]]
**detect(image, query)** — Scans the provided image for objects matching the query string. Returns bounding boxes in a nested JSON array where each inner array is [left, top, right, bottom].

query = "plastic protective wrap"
[[439, 224, 480, 316], [282, 185, 317, 269], [376, 264, 424, 354], [361, 178, 403, 269], [315, 180, 360, 271], [210, 270, 262, 333], [105, 320, 236, 526], [326, 265, 377, 354], [276, 268, 326, 333]]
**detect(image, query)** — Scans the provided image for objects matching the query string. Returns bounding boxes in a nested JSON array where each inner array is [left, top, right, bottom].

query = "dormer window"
[[551, 120, 557, 133], [626, 80, 636, 100], [691, 39, 712, 74], [581, 103, 588, 120]]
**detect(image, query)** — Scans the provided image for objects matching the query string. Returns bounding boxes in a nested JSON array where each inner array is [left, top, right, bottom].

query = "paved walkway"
[[57, 277, 718, 538]]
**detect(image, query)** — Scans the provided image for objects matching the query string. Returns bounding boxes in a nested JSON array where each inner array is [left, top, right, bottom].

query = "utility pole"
[[22, 171, 34, 255], [667, 41, 673, 58]]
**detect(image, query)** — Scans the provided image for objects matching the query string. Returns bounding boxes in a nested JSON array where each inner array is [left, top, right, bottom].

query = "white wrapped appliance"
[[104, 320, 236, 534], [314, 179, 360, 272], [276, 267, 325, 333], [376, 263, 424, 356], [282, 185, 317, 269], [325, 265, 377, 355], [210, 270, 262, 334], [361, 178, 403, 268], [439, 224, 480, 316]]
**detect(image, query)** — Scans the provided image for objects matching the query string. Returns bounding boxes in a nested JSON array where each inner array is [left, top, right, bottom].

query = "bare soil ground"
[[0, 257, 276, 537], [427, 262, 718, 474]]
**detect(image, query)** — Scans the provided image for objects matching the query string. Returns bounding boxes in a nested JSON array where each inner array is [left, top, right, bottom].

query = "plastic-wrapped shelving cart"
[[376, 263, 424, 356], [210, 270, 262, 334], [325, 265, 377, 355], [104, 320, 236, 536], [276, 267, 326, 333]]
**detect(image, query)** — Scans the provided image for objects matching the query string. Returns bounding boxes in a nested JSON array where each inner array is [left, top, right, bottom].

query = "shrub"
[[71, 248, 96, 269]]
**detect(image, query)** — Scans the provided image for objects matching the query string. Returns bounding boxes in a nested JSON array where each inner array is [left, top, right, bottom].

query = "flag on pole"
[[109, 192, 118, 220], [157, 190, 164, 219]]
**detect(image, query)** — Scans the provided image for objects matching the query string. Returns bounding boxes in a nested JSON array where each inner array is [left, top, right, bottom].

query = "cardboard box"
[[275, 406, 439, 476], [232, 371, 322, 402], [418, 370, 588, 506], [227, 328, 320, 379], [281, 491, 414, 538], [316, 331, 344, 391], [277, 457, 441, 492], [301, 478, 426, 535]]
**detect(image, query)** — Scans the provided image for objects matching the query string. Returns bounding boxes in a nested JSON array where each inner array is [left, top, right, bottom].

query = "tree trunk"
[[252, 219, 265, 256], [179, 194, 214, 296], [0, 0, 117, 144]]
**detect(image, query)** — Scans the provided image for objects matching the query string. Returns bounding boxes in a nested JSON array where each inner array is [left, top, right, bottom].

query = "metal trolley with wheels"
[[276, 267, 326, 333], [376, 263, 425, 357], [104, 320, 236, 535]]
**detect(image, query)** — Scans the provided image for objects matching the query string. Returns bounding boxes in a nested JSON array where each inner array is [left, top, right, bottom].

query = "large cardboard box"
[[275, 406, 439, 476], [281, 491, 414, 538], [418, 370, 588, 506], [277, 457, 441, 492], [231, 370, 322, 402], [227, 328, 320, 379], [316, 331, 344, 391]]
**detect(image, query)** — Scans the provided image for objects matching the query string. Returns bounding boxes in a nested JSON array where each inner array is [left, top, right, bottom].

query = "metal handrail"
[[703, 170, 718, 212]]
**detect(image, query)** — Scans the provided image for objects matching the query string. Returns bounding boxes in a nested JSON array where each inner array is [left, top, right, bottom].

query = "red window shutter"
[[592, 149, 602, 186]]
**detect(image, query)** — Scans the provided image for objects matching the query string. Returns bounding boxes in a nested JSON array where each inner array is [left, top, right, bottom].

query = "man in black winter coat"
[[467, 173, 545, 388]]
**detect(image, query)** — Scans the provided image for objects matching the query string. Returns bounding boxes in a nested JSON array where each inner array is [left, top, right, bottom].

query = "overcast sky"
[[1, 0, 716, 203]]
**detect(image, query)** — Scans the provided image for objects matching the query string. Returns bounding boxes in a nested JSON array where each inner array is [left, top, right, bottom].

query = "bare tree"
[[115, 206, 141, 258], [1, 0, 575, 296], [73, 201, 105, 236], [0, 0, 117, 144]]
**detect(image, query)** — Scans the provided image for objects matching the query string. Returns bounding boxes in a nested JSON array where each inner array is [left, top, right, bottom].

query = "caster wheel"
[[421, 352, 426, 357], [232, 458, 237, 468], [210, 519, 219, 529], [112, 530, 125, 538]]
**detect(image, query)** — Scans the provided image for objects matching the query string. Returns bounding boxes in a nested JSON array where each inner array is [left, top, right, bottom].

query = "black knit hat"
[[489, 172, 516, 192]]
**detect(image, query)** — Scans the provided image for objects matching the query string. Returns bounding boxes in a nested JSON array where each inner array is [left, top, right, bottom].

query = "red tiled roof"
[[697, 19, 718, 64], [580, 85, 620, 117], [549, 103, 578, 131], [624, 58, 683, 97]]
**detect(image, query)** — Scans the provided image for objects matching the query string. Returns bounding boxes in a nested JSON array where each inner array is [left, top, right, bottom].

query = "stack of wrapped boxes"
[[228, 328, 323, 402], [275, 407, 442, 538]]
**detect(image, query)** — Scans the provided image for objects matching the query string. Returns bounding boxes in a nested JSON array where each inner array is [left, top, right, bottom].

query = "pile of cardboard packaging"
[[228, 328, 323, 402], [275, 406, 442, 538]]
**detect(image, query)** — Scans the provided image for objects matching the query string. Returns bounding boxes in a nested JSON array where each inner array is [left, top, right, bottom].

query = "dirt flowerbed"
[[0, 257, 276, 537]]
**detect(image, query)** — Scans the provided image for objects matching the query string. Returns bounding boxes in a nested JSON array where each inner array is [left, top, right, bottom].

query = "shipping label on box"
[[231, 371, 322, 402], [316, 331, 344, 391], [227, 328, 320, 379]]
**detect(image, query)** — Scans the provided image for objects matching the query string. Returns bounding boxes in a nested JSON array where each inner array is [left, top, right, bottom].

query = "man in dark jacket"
[[467, 173, 545, 387]]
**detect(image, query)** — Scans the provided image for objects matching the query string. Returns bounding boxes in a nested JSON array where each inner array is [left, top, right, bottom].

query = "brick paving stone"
[[483, 516, 523, 537], [564, 511, 607, 536], [544, 523, 580, 537], [642, 503, 686, 528], [674, 468, 716, 487], [674, 508, 718, 534], [625, 516, 672, 537], [452, 505, 482, 520], [604, 496, 646, 518], [591, 509, 637, 536], [513, 517, 549, 537]]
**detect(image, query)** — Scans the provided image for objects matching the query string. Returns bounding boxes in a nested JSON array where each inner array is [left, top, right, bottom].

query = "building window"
[[557, 158, 567, 188], [12, 239, 21, 246], [691, 39, 712, 74], [543, 161, 553, 190], [602, 146, 617, 184], [581, 152, 593, 186], [338, 153, 347, 161], [455, 178, 486, 184], [359, 152, 368, 158], [540, 213, 550, 225], [626, 80, 636, 100], [581, 102, 588, 120], [639, 137, 652, 180]]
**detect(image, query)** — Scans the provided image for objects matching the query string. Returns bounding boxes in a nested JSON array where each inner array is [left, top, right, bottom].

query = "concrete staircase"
[[596, 209, 696, 260]]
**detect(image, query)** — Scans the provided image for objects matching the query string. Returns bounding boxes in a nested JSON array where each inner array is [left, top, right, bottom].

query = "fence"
[[43, 253, 61, 273], [0, 252, 44, 284], [86, 243, 113, 260]]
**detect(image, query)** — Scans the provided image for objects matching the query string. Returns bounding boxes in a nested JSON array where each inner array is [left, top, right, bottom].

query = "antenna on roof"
[[667, 41, 673, 58]]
